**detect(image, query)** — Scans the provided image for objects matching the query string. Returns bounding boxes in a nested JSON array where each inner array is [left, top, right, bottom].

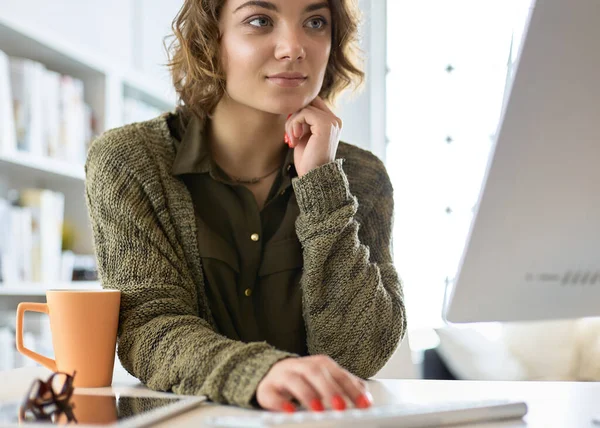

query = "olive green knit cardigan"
[[84, 113, 406, 408]]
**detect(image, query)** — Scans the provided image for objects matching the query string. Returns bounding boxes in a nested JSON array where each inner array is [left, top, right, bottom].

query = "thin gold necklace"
[[229, 164, 281, 184]]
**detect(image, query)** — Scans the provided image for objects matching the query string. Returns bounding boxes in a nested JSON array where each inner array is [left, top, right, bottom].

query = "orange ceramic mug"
[[16, 289, 121, 388]]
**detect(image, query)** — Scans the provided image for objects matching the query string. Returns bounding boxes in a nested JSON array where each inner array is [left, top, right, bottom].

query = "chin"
[[267, 93, 320, 113], [234, 89, 319, 115], [253, 99, 308, 115]]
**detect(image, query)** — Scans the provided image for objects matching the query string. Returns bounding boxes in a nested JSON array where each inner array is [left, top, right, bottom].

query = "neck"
[[208, 97, 288, 179]]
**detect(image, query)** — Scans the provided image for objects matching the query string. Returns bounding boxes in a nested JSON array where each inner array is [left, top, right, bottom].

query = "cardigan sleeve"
[[85, 134, 296, 408], [292, 159, 407, 378]]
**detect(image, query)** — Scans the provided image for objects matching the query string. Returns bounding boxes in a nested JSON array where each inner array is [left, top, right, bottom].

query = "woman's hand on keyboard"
[[255, 355, 373, 413]]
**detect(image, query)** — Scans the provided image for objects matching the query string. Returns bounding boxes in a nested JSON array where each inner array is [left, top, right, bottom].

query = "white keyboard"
[[204, 399, 528, 427]]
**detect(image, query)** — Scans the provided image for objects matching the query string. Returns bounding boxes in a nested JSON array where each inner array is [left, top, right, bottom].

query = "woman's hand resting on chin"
[[284, 96, 342, 177]]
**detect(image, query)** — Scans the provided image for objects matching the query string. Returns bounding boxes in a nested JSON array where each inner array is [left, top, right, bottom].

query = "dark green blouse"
[[168, 113, 308, 355]]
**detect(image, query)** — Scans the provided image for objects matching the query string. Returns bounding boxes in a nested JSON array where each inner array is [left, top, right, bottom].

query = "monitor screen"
[[443, 0, 600, 323]]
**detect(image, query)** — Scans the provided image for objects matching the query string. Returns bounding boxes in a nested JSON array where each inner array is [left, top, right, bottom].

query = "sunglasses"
[[19, 371, 78, 423]]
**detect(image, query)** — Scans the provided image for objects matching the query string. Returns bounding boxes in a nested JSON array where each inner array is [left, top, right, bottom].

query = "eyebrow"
[[234, 1, 330, 14]]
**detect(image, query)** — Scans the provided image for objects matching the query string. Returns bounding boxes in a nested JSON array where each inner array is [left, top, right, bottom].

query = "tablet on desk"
[[0, 392, 206, 427]]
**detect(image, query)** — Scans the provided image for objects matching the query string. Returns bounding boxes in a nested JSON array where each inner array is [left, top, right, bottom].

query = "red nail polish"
[[282, 401, 296, 413], [310, 399, 324, 412], [287, 114, 292, 119], [331, 395, 346, 411], [355, 394, 372, 409]]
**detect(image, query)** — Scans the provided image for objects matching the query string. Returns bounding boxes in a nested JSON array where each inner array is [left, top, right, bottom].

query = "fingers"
[[310, 96, 342, 128], [256, 355, 373, 413], [301, 122, 310, 139], [282, 373, 324, 412], [295, 355, 371, 411], [293, 122, 303, 140], [256, 383, 297, 413], [285, 106, 338, 148], [299, 359, 348, 410], [326, 363, 372, 409], [258, 373, 324, 413], [314, 355, 371, 410], [285, 108, 317, 148], [289, 122, 311, 146], [284, 96, 342, 149]]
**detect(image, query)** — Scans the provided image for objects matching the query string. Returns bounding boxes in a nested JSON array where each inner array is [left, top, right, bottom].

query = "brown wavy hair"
[[165, 0, 365, 121]]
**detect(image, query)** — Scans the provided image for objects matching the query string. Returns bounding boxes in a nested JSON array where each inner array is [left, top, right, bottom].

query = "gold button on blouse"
[[244, 288, 253, 297], [250, 233, 260, 242]]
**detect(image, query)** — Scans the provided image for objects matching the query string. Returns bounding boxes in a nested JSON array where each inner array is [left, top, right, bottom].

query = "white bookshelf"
[[0, 7, 178, 372], [0, 281, 101, 297], [0, 151, 85, 181], [0, 18, 174, 301], [0, 16, 175, 129]]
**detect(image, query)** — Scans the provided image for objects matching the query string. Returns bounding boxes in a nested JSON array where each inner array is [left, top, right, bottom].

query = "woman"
[[85, 0, 406, 413]]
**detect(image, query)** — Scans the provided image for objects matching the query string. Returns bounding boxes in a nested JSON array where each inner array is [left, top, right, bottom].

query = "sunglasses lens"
[[21, 372, 77, 423], [27, 381, 41, 402], [50, 373, 72, 400]]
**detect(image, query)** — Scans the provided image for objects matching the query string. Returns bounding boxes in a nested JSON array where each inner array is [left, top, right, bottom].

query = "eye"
[[247, 16, 272, 28], [306, 17, 328, 30]]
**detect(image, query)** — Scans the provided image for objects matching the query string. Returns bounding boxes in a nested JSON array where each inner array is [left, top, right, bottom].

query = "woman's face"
[[218, 0, 333, 115]]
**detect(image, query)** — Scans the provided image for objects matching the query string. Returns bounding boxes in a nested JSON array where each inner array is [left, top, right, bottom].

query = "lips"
[[266, 73, 307, 88], [268, 72, 307, 79], [267, 77, 306, 88]]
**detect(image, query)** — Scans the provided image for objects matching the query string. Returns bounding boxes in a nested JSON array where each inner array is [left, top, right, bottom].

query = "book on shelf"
[[0, 193, 98, 286], [0, 189, 64, 284], [59, 75, 87, 164], [0, 49, 16, 155], [0, 197, 32, 283], [20, 189, 65, 284], [1, 55, 97, 165], [10, 57, 45, 156], [42, 69, 61, 159]]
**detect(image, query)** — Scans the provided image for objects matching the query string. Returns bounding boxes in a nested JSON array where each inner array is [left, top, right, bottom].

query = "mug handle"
[[16, 302, 57, 372]]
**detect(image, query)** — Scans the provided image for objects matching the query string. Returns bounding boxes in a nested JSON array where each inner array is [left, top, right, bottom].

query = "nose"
[[275, 26, 306, 62]]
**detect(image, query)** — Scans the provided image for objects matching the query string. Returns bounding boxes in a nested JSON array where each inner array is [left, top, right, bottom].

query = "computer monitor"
[[443, 0, 600, 324]]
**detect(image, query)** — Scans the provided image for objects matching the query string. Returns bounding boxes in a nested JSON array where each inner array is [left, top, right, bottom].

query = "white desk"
[[1, 366, 598, 427]]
